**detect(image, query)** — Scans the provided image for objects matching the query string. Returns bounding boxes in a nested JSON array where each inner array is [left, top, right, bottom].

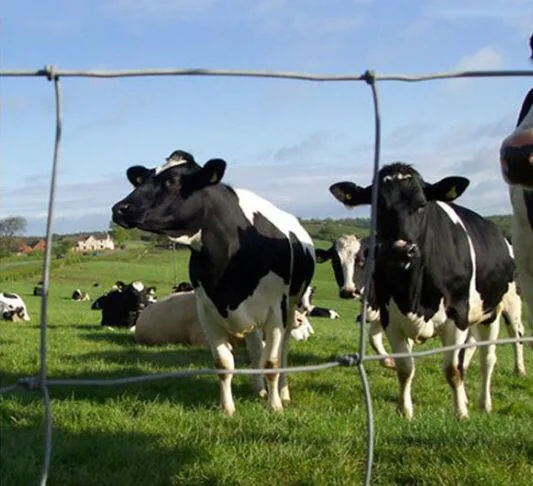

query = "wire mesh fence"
[[1, 65, 532, 486]]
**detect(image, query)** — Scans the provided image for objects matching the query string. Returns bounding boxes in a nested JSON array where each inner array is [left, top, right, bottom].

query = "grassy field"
[[1, 246, 532, 485]]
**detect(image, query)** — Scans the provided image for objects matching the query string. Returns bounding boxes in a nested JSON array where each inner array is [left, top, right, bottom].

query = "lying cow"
[[298, 286, 340, 319], [499, 33, 533, 348], [330, 162, 521, 419], [0, 292, 30, 322], [91, 281, 155, 328], [72, 289, 90, 301], [112, 149, 315, 415], [172, 281, 194, 293], [134, 290, 314, 345]]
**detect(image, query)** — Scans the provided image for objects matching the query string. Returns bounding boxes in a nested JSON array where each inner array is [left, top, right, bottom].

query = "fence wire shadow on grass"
[[0, 65, 532, 486]]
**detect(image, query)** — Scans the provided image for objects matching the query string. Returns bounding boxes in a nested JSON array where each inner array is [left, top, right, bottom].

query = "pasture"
[[1, 246, 532, 485]]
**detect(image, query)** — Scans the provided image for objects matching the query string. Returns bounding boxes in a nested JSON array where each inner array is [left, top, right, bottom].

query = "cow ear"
[[202, 158, 226, 185], [424, 176, 469, 202], [181, 158, 227, 196], [330, 182, 372, 207], [127, 166, 154, 187], [315, 248, 332, 263]]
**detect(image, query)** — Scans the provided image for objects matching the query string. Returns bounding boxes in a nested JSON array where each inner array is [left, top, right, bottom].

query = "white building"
[[74, 233, 115, 252]]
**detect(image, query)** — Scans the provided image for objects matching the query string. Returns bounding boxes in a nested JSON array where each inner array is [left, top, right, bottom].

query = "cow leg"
[[244, 329, 266, 397], [501, 307, 526, 376], [385, 324, 415, 419], [471, 318, 500, 413], [261, 312, 285, 412], [278, 312, 294, 403], [440, 322, 469, 420], [368, 319, 395, 369], [197, 304, 236, 416], [461, 333, 477, 372]]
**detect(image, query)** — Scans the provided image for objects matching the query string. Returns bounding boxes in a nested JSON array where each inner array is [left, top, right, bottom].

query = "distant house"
[[73, 233, 115, 253], [17, 239, 46, 255]]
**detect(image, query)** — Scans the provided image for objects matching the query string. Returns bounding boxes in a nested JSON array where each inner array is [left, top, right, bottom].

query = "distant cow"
[[499, 33, 533, 347], [0, 292, 30, 322], [298, 286, 340, 319], [172, 281, 194, 293], [112, 149, 315, 415], [316, 235, 394, 369], [72, 289, 90, 301], [330, 162, 521, 419], [134, 290, 314, 346], [91, 281, 154, 328]]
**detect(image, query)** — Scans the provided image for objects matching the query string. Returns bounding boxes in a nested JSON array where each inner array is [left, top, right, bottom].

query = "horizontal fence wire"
[[0, 66, 532, 486]]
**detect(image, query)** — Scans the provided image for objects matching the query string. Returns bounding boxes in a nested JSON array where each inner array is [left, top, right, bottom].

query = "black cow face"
[[330, 162, 469, 244], [112, 150, 226, 239], [92, 281, 153, 327]]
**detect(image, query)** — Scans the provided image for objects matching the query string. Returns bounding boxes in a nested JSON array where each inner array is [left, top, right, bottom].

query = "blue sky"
[[1, 0, 532, 236]]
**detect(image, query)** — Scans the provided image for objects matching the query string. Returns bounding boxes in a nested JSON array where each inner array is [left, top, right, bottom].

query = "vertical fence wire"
[[0, 66, 532, 486], [357, 70, 382, 486], [37, 69, 62, 486]]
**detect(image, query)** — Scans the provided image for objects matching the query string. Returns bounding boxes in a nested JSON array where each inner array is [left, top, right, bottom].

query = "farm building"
[[17, 239, 46, 255], [73, 233, 115, 253]]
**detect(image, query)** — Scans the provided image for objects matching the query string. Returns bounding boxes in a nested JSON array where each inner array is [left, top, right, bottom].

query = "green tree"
[[0, 216, 27, 252]]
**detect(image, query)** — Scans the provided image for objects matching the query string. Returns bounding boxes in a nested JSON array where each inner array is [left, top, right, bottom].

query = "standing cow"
[[330, 162, 520, 419], [112, 150, 315, 416], [316, 235, 395, 368], [499, 33, 533, 347]]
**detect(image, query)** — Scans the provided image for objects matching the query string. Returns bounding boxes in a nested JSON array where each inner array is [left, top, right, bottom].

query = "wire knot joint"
[[337, 353, 361, 367], [363, 69, 376, 85]]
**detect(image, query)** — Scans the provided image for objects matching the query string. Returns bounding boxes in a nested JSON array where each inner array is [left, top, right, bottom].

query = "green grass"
[[1, 248, 532, 485]]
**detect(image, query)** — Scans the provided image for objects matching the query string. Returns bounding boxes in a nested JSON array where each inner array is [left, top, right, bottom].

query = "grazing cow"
[[298, 286, 340, 319], [330, 162, 520, 419], [316, 236, 394, 368], [134, 290, 314, 345], [91, 281, 154, 328], [0, 292, 30, 322], [112, 149, 315, 415], [499, 33, 533, 347], [72, 289, 90, 301]]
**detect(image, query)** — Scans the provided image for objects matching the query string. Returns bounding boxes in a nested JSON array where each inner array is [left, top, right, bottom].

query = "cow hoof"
[[258, 389, 268, 399], [514, 367, 526, 377]]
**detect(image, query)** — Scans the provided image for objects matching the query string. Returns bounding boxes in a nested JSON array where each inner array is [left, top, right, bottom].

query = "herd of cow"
[[2, 36, 532, 419]]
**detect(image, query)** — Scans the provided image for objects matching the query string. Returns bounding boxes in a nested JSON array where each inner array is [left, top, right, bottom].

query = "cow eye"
[[164, 177, 177, 189]]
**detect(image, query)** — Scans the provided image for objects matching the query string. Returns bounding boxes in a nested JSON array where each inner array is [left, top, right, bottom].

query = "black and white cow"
[[91, 281, 154, 328], [111, 150, 315, 415], [499, 33, 533, 347], [298, 286, 340, 319], [316, 235, 395, 369], [330, 162, 520, 419], [72, 289, 90, 301], [0, 292, 30, 322]]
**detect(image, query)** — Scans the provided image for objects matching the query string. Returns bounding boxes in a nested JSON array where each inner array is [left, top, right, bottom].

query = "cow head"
[[500, 34, 533, 189], [316, 235, 365, 299], [92, 281, 154, 327], [330, 162, 469, 245], [112, 150, 226, 240]]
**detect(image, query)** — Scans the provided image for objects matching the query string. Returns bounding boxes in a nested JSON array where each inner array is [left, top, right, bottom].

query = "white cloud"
[[446, 46, 504, 92]]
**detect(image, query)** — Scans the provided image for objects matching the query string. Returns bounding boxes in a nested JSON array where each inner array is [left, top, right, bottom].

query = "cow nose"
[[115, 203, 130, 215], [500, 129, 533, 186], [339, 288, 357, 299]]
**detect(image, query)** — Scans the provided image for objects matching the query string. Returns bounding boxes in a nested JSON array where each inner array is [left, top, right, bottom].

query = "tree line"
[[0, 214, 514, 258]]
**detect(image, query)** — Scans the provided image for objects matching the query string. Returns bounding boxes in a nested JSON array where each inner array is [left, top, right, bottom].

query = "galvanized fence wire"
[[1, 66, 533, 486]]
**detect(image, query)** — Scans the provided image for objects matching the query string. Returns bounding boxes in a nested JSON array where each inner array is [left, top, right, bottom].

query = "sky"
[[1, 0, 532, 236]]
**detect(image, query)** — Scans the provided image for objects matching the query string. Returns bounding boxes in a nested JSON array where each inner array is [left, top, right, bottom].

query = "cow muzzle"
[[500, 129, 533, 188], [112, 202, 139, 228], [339, 288, 358, 299]]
